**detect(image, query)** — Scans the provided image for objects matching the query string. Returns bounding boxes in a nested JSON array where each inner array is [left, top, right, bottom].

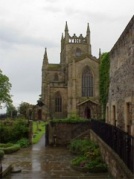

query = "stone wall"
[[90, 130, 134, 179], [46, 121, 134, 178], [46, 122, 90, 145], [107, 15, 134, 135]]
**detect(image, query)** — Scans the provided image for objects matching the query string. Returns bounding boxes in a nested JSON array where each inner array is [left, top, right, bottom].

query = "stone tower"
[[41, 22, 99, 120]]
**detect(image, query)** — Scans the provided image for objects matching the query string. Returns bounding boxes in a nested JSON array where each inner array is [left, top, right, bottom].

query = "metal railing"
[[91, 119, 134, 173]]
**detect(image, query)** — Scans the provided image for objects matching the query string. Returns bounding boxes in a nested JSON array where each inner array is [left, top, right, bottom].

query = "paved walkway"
[[3, 135, 113, 179]]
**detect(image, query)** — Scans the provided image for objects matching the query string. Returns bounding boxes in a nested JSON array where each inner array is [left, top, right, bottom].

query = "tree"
[[0, 69, 12, 107], [18, 102, 30, 118], [6, 103, 17, 118]]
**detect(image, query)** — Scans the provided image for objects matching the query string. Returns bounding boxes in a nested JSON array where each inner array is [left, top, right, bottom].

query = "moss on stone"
[[48, 64, 61, 70]]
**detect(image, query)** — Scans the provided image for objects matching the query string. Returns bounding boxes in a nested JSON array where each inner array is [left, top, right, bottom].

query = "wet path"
[[3, 135, 113, 179]]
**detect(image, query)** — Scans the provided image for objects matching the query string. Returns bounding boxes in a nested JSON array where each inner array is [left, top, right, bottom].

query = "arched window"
[[75, 48, 82, 57], [55, 92, 62, 112], [82, 66, 93, 97], [54, 73, 59, 81]]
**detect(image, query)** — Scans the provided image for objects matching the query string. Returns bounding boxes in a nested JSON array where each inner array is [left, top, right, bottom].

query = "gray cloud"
[[45, 0, 60, 3], [0, 0, 134, 111], [43, 5, 61, 13], [0, 26, 58, 49], [64, 7, 80, 17]]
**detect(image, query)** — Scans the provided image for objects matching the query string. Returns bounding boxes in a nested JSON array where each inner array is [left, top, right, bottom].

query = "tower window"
[[75, 48, 82, 57], [82, 66, 93, 97], [55, 92, 62, 112]]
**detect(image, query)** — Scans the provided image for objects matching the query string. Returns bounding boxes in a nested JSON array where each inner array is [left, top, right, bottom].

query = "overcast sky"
[[0, 0, 134, 112]]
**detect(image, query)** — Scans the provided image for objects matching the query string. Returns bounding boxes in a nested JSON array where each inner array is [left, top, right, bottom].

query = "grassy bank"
[[32, 121, 46, 144]]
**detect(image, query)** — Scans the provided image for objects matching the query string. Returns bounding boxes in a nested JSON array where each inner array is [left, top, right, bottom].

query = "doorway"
[[38, 109, 42, 120], [85, 107, 91, 119]]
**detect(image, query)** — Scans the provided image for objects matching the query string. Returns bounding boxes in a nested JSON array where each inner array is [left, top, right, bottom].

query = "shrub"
[[0, 118, 29, 143], [0, 144, 20, 154], [11, 119, 29, 141], [0, 123, 13, 142], [17, 138, 30, 148], [69, 139, 107, 173], [0, 143, 13, 148], [85, 159, 107, 173], [72, 155, 87, 167], [69, 139, 98, 155], [0, 150, 4, 160]]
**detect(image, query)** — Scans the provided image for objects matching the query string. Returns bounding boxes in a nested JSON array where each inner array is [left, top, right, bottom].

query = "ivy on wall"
[[99, 52, 110, 119]]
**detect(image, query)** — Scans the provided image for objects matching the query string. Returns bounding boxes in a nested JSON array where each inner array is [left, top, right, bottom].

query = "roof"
[[77, 98, 99, 106]]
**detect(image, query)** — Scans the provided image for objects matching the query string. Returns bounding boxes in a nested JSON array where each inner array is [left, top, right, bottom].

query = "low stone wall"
[[47, 122, 90, 146], [90, 130, 134, 179]]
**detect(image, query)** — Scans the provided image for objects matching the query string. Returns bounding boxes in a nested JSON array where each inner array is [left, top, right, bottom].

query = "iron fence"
[[91, 119, 134, 173]]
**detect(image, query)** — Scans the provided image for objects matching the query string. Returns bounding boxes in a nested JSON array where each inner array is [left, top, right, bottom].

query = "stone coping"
[[0, 164, 12, 177]]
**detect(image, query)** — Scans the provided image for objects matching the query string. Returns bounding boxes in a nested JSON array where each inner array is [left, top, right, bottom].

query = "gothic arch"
[[82, 66, 93, 97], [55, 91, 62, 112]]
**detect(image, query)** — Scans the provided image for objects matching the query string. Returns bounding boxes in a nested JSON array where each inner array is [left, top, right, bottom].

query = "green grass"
[[32, 121, 46, 144]]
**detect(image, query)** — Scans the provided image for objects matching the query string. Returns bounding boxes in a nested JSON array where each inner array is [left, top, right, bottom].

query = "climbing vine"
[[99, 52, 110, 119]]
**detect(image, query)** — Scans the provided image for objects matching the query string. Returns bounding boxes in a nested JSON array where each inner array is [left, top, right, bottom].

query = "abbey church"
[[41, 22, 100, 120]]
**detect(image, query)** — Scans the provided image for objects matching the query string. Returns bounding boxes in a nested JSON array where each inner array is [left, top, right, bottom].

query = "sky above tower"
[[0, 0, 134, 112]]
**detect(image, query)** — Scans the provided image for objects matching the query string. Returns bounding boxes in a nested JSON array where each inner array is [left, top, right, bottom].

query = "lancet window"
[[82, 66, 93, 97], [55, 92, 62, 112]]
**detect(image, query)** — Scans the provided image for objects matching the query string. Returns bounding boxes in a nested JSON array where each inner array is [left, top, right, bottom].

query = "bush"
[[69, 139, 107, 173], [69, 139, 98, 155], [0, 143, 20, 154], [0, 143, 13, 148], [85, 159, 107, 173], [0, 123, 13, 142], [11, 119, 29, 141], [0, 150, 4, 160], [17, 138, 30, 148], [0, 118, 29, 143], [72, 155, 87, 167]]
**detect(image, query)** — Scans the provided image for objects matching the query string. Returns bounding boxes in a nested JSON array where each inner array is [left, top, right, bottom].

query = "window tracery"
[[82, 66, 93, 97]]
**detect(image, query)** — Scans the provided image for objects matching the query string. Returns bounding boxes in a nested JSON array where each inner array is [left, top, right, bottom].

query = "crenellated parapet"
[[61, 21, 90, 46], [68, 34, 87, 44]]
